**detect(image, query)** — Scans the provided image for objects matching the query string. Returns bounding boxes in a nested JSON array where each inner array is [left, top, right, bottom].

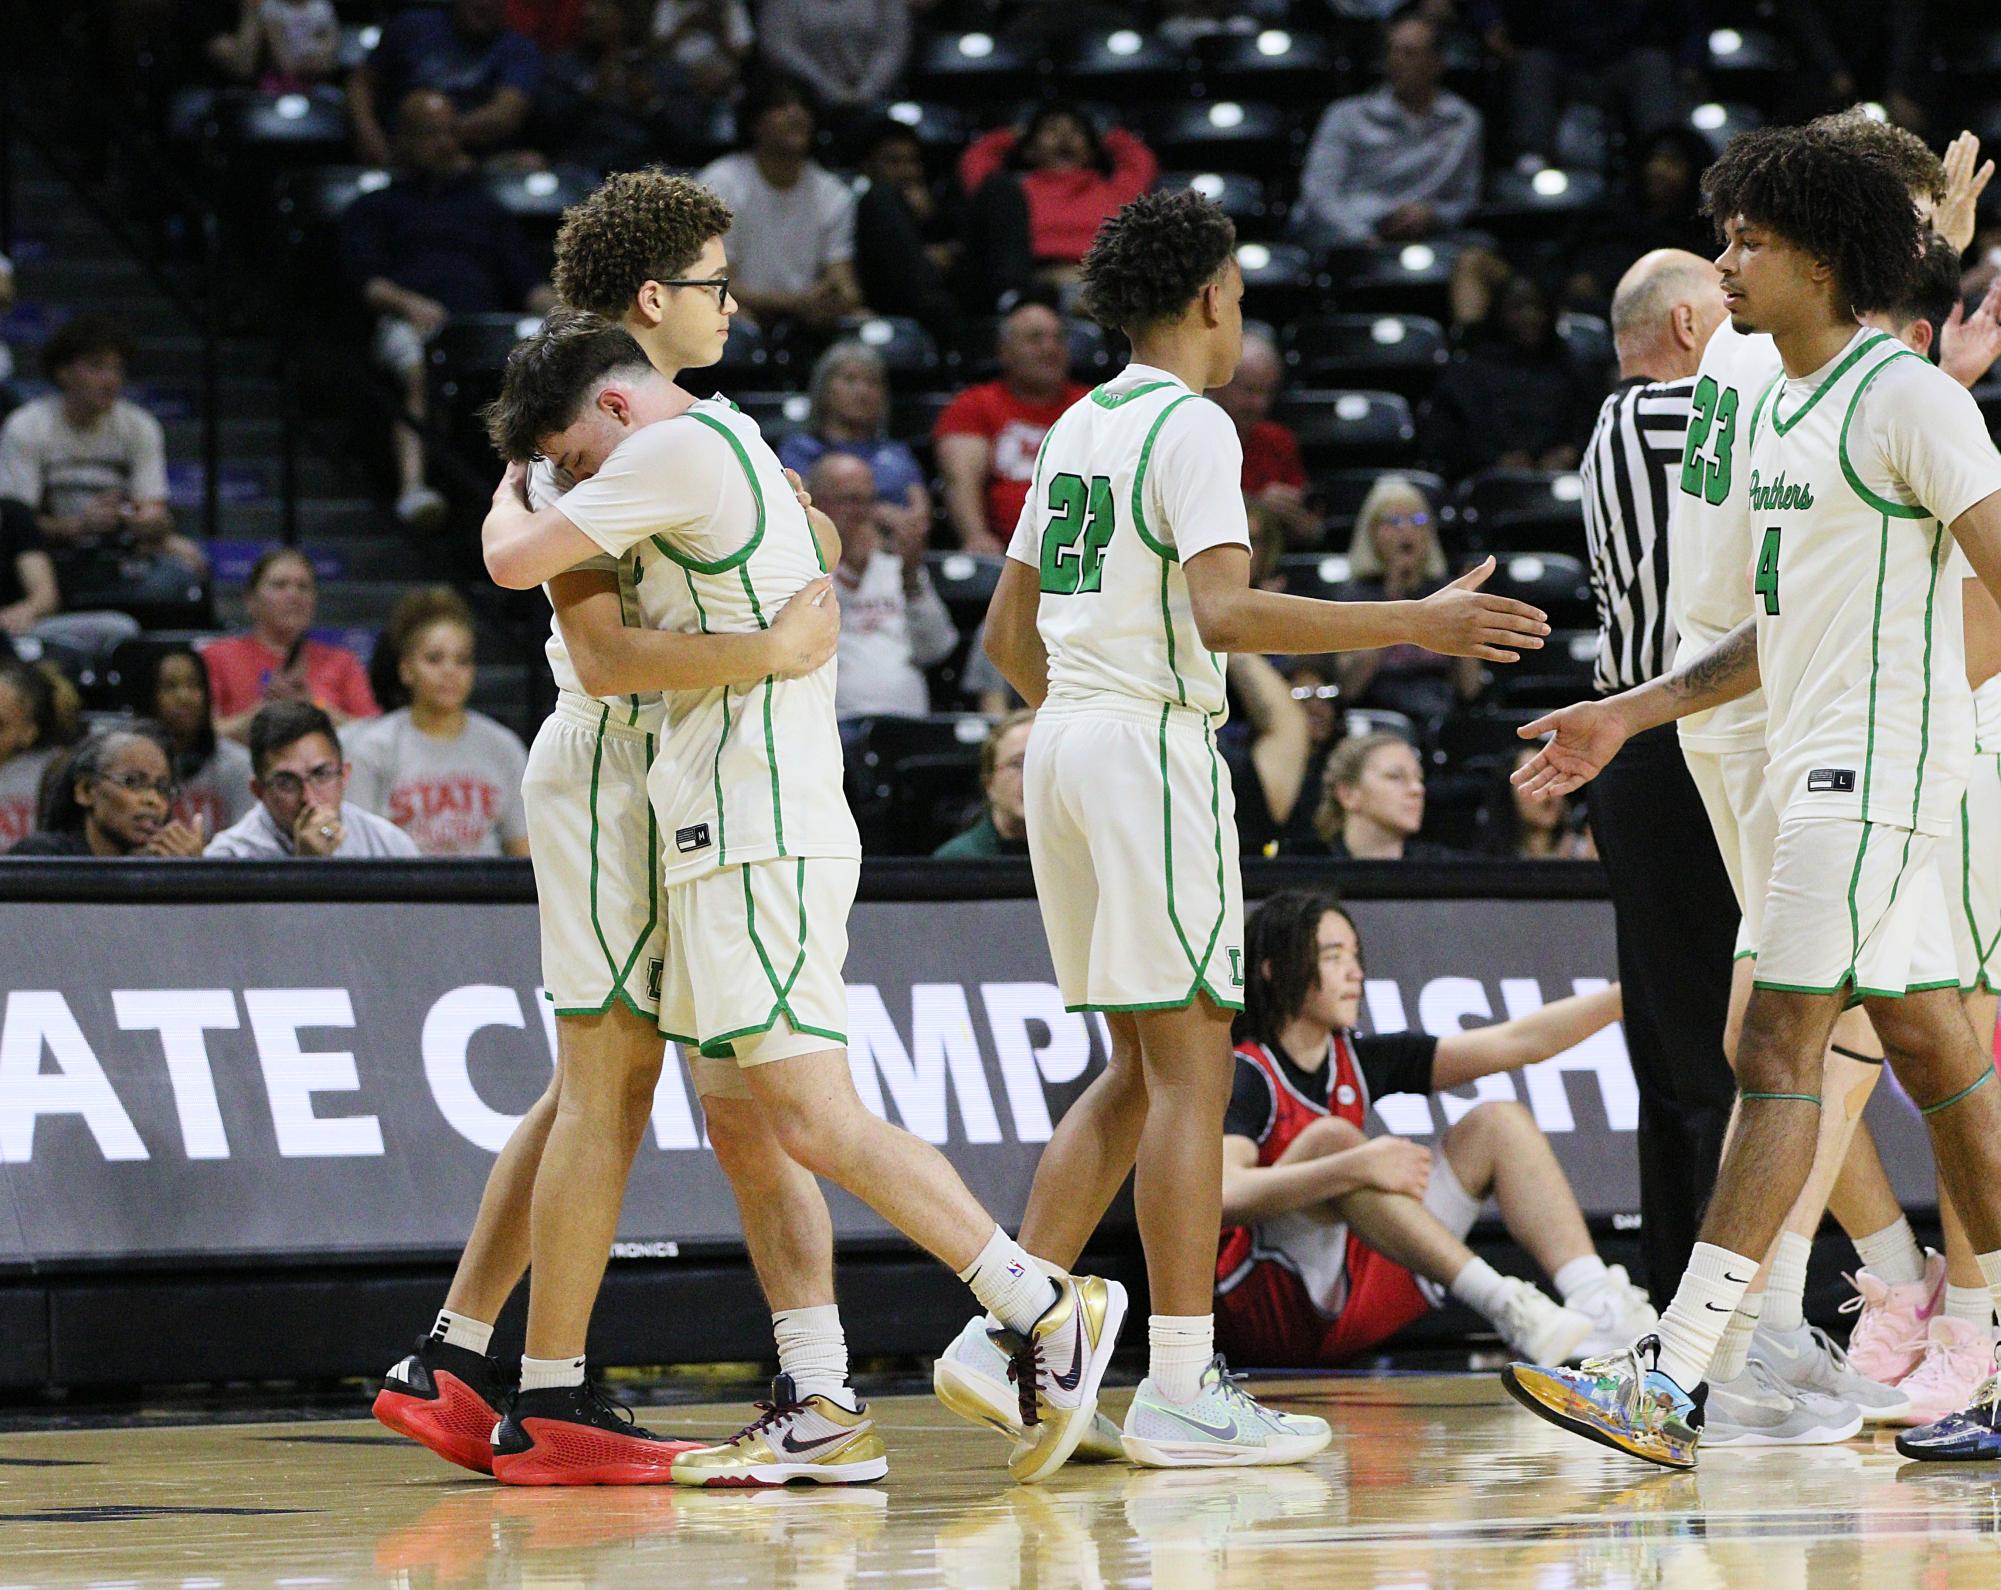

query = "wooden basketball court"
[[2, 1372, 1996, 1587]]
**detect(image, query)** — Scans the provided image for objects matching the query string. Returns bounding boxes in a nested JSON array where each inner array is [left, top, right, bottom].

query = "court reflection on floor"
[[2, 1376, 2000, 1588]]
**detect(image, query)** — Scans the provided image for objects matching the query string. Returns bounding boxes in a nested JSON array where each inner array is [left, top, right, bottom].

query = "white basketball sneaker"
[[933, 1314, 1126, 1460], [1120, 1357, 1332, 1469]]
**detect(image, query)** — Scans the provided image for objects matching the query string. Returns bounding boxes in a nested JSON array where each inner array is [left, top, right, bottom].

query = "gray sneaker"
[[1705, 1358, 1862, 1446], [1749, 1321, 1911, 1424]]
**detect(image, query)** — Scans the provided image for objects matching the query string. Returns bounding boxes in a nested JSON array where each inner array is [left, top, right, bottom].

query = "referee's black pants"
[[1585, 720, 1740, 1306]]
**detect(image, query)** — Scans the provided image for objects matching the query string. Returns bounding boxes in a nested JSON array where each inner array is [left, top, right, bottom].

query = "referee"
[[1577, 249, 1741, 1306]]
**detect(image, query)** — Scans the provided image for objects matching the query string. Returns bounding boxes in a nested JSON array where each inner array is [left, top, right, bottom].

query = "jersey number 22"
[[1040, 472, 1116, 595]]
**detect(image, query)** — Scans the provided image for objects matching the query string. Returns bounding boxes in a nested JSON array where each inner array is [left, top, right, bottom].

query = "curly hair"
[[1078, 189, 1237, 333], [1701, 123, 1922, 317], [1808, 108, 1946, 209], [482, 308, 653, 462], [551, 168, 734, 318], [1236, 889, 1356, 1050]]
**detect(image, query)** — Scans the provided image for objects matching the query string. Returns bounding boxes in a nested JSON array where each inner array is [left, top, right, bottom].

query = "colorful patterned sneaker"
[[933, 1315, 1126, 1461], [1839, 1252, 1946, 1386], [491, 1377, 707, 1485], [1490, 1277, 1596, 1365], [1704, 1358, 1861, 1446], [1748, 1321, 1911, 1424], [1895, 1317, 2001, 1427], [1501, 1334, 1705, 1469], [995, 1274, 1128, 1484], [373, 1334, 515, 1475], [1120, 1356, 1333, 1469], [1567, 1266, 1662, 1361], [1894, 1361, 2001, 1461], [671, 1375, 887, 1488]]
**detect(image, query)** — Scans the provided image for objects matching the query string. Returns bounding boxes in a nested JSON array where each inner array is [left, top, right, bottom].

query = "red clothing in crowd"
[[201, 634, 381, 723], [957, 128, 1159, 264], [934, 380, 1089, 542], [505, 0, 583, 52], [1240, 420, 1307, 495]]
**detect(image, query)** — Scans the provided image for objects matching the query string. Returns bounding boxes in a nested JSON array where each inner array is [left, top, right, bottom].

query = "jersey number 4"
[[1679, 375, 1739, 507], [1040, 472, 1116, 595], [1754, 525, 1781, 615]]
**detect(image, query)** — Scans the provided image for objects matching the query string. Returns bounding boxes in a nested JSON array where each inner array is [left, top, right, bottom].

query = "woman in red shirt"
[[202, 547, 379, 742], [959, 108, 1157, 306]]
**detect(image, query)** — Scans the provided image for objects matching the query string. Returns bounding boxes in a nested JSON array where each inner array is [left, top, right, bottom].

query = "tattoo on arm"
[[1662, 620, 1759, 708]]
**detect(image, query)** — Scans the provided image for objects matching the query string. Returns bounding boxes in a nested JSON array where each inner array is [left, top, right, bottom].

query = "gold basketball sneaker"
[[993, 1273, 1129, 1484], [671, 1376, 887, 1488]]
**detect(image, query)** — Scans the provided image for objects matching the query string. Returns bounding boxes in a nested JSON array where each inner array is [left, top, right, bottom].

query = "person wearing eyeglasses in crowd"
[[8, 722, 206, 857], [206, 699, 419, 859]]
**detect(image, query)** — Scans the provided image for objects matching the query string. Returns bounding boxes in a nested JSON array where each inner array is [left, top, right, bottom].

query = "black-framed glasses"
[[659, 276, 731, 309], [263, 763, 342, 800], [98, 770, 179, 801]]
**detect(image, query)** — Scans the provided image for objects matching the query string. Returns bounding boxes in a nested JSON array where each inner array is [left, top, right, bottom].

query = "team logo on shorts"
[[1227, 948, 1245, 988], [647, 958, 664, 1002], [676, 822, 713, 854]]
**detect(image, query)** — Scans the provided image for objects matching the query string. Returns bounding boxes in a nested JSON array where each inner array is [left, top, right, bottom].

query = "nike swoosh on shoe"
[[780, 1424, 867, 1454], [1156, 1406, 1241, 1441]]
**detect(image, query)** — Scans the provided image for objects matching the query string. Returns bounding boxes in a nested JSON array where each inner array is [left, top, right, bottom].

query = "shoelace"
[[1002, 1337, 1044, 1429], [1803, 1323, 1869, 1378], [1837, 1272, 1930, 1359], [580, 1378, 644, 1433], [1203, 1356, 1284, 1429], [726, 1392, 807, 1446]]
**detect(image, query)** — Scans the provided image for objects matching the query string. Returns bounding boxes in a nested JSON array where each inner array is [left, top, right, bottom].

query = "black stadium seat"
[[1313, 467, 1451, 536], [1064, 28, 1194, 96], [1156, 171, 1273, 229], [211, 86, 349, 152], [842, 316, 942, 379], [1329, 239, 1464, 317], [1282, 313, 1449, 397], [845, 713, 991, 854], [1275, 552, 1354, 603], [1195, 28, 1343, 104], [1151, 99, 1295, 180], [1478, 551, 1596, 630], [1688, 99, 1764, 155], [1703, 25, 1791, 106], [486, 166, 594, 220], [881, 99, 969, 152], [911, 31, 1043, 102], [923, 551, 1004, 622], [1456, 470, 1588, 555], [1232, 241, 1322, 324], [1476, 167, 1607, 228], [1275, 389, 1416, 469]]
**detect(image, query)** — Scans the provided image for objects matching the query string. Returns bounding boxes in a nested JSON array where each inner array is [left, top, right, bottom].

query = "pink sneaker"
[[1897, 1316, 2000, 1426], [1839, 1252, 1946, 1386]]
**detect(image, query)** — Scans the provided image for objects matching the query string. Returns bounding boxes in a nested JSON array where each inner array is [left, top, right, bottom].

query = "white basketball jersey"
[[1977, 676, 2001, 756], [528, 457, 661, 727], [1005, 364, 1251, 720], [555, 399, 860, 884], [1671, 318, 1782, 752], [1745, 328, 2001, 836]]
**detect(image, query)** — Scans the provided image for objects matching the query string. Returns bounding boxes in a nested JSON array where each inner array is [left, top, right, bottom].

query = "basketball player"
[[937, 189, 1549, 1469], [480, 301, 1125, 1487], [374, 173, 846, 1485], [1501, 122, 2001, 1468]]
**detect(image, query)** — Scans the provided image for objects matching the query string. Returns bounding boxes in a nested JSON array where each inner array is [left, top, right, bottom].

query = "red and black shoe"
[[491, 1377, 706, 1486], [372, 1335, 514, 1476]]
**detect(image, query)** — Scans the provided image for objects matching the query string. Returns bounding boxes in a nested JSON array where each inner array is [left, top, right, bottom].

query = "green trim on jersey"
[[1909, 524, 1945, 830], [1745, 369, 1783, 456], [1131, 393, 1202, 706], [649, 409, 768, 573], [698, 860, 845, 1055], [1843, 820, 1873, 986], [1837, 350, 1928, 520], [1153, 703, 1244, 1012], [1857, 515, 1890, 817], [1965, 764, 2001, 981], [573, 706, 662, 1020], [1090, 379, 1176, 410], [1770, 331, 1892, 437]]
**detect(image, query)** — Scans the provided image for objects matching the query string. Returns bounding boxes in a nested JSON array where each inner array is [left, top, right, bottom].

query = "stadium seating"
[[1276, 389, 1417, 470], [1455, 470, 1588, 555], [1282, 313, 1450, 397]]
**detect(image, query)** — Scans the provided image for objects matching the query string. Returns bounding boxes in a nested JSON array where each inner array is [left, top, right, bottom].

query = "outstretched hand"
[[1513, 698, 1632, 797], [1939, 131, 1995, 255], [1412, 557, 1549, 662], [1942, 273, 2001, 390]]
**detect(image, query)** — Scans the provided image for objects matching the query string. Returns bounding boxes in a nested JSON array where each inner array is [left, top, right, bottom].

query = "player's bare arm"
[[551, 568, 839, 696], [1514, 619, 1761, 799], [1182, 547, 1549, 661], [981, 558, 1050, 707], [483, 463, 606, 590], [1220, 1133, 1432, 1226], [1950, 487, 2001, 632], [1429, 985, 1624, 1091]]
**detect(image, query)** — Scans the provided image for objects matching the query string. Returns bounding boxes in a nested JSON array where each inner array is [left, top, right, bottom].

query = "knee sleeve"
[[1423, 1152, 1485, 1241]]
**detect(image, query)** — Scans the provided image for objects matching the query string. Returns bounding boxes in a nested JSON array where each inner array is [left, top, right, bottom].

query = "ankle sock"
[[1148, 1314, 1213, 1404], [1853, 1217, 1925, 1287], [1761, 1232, 1812, 1333], [431, 1309, 493, 1355], [1709, 1291, 1764, 1384], [1653, 1242, 1758, 1389], [773, 1304, 850, 1403], [959, 1227, 1060, 1336], [1449, 1257, 1513, 1321], [519, 1354, 586, 1392], [1552, 1255, 1608, 1306], [1944, 1283, 1994, 1328]]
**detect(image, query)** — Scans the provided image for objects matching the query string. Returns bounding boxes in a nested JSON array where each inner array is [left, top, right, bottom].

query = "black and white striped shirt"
[[1580, 376, 1696, 693]]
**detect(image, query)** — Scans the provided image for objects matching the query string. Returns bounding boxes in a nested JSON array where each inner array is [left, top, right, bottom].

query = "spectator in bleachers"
[[347, 0, 543, 168], [538, 0, 700, 175], [700, 73, 866, 332], [778, 341, 931, 521], [342, 587, 531, 857], [7, 723, 207, 858], [1222, 652, 1312, 857], [204, 548, 380, 742], [1477, 743, 1590, 860], [1423, 275, 1594, 479], [1293, 15, 1481, 247], [340, 90, 553, 529], [134, 644, 256, 838], [1210, 331, 1319, 548], [651, 0, 755, 103], [934, 302, 1087, 553], [0, 314, 207, 578], [1470, 0, 1685, 165], [756, 0, 910, 112], [816, 454, 956, 719], [933, 708, 1032, 859], [1276, 659, 1344, 849], [207, 699, 419, 858], [0, 656, 62, 851], [0, 497, 140, 656], [854, 119, 963, 343], [1334, 476, 1481, 725], [958, 107, 1157, 306], [206, 0, 340, 91], [1556, 127, 1719, 318], [1301, 730, 1461, 861]]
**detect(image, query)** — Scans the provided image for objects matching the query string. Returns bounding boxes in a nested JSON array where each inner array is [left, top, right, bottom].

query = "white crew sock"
[[1654, 1242, 1759, 1390], [773, 1305, 851, 1404], [1552, 1255, 1608, 1305], [431, 1308, 493, 1355], [1449, 1257, 1513, 1321], [1148, 1314, 1214, 1404], [1762, 1231, 1813, 1334], [519, 1353, 586, 1392], [1709, 1291, 1764, 1384], [1853, 1217, 1926, 1287], [1944, 1283, 1995, 1328], [1976, 1250, 2001, 1328], [958, 1226, 1060, 1336]]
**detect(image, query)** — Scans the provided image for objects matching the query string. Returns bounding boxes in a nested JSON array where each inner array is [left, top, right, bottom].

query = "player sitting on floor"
[[1215, 889, 1656, 1367]]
